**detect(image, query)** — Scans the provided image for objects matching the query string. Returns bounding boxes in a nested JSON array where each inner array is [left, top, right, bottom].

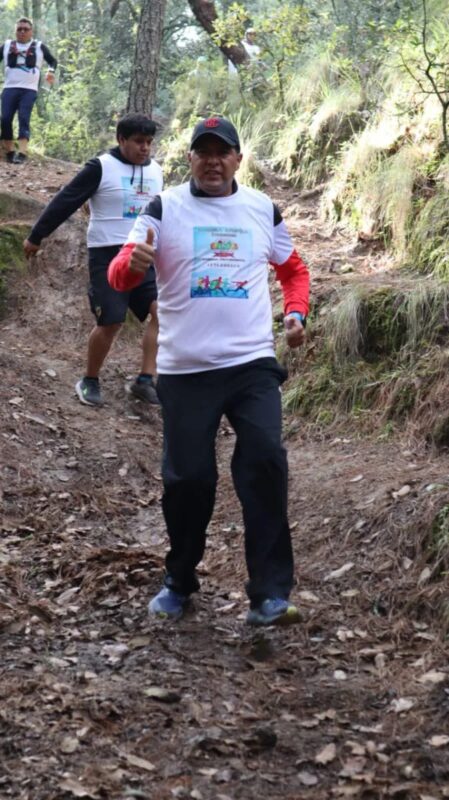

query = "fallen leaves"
[[100, 643, 130, 665], [58, 778, 99, 798], [143, 686, 182, 703], [119, 751, 156, 772], [392, 484, 411, 500], [60, 735, 80, 754], [315, 742, 337, 764], [418, 670, 447, 685], [389, 697, 415, 714], [298, 770, 319, 786], [428, 735, 449, 748], [324, 562, 355, 581]]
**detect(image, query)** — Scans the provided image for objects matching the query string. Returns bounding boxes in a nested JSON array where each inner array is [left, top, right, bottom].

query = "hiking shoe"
[[75, 377, 103, 407], [130, 375, 159, 405], [15, 152, 27, 164], [148, 587, 189, 620], [6, 151, 16, 163], [246, 598, 301, 627]]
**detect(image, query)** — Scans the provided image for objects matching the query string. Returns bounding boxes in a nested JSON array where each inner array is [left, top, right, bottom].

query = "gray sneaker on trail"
[[75, 377, 103, 407], [130, 376, 159, 405]]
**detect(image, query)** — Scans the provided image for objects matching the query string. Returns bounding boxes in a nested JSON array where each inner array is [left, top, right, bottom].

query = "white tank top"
[[87, 153, 163, 248], [3, 39, 44, 91]]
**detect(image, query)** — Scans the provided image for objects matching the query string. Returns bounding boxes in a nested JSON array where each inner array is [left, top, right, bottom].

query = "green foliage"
[[171, 58, 243, 123], [0, 224, 28, 315], [212, 3, 250, 46], [212, 2, 309, 105], [228, 110, 268, 187], [159, 123, 192, 185], [428, 505, 449, 568], [283, 278, 449, 428], [396, 0, 449, 151], [329, 281, 449, 365], [327, 0, 417, 75], [408, 177, 449, 279], [32, 34, 124, 161], [355, 144, 424, 252], [271, 49, 364, 186], [274, 79, 364, 187]]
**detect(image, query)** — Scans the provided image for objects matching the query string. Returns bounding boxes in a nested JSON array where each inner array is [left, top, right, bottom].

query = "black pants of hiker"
[[156, 357, 294, 605]]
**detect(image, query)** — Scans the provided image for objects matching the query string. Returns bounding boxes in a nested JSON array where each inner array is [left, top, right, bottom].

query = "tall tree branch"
[[187, 0, 248, 65]]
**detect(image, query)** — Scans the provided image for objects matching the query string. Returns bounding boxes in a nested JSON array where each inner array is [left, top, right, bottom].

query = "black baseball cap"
[[190, 117, 241, 151]]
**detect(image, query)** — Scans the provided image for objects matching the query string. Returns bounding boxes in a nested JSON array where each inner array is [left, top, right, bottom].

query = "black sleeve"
[[28, 159, 102, 245], [41, 43, 57, 70], [0, 45, 4, 63], [273, 203, 283, 226], [142, 195, 162, 220]]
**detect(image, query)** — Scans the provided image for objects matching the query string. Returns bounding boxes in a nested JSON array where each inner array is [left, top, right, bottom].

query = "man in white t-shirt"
[[108, 117, 310, 627], [23, 113, 163, 407], [0, 17, 57, 163]]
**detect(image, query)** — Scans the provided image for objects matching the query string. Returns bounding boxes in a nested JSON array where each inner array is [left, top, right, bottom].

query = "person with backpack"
[[23, 113, 163, 408], [0, 17, 57, 163]]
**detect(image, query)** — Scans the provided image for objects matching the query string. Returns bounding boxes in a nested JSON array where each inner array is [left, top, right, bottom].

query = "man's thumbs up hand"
[[130, 228, 155, 275]]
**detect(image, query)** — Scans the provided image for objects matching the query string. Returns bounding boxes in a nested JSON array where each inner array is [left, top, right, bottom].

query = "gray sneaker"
[[75, 377, 103, 407], [246, 598, 301, 626], [130, 376, 159, 405]]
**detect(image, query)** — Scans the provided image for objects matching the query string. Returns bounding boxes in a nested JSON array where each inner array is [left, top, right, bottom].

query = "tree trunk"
[[31, 0, 42, 34], [55, 0, 66, 39], [67, 0, 78, 35], [187, 0, 248, 66], [127, 0, 167, 115]]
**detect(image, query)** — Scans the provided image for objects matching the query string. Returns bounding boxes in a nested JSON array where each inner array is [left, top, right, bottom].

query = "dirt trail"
[[1, 158, 449, 800]]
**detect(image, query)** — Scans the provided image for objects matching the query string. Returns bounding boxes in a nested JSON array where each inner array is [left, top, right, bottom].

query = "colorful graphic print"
[[191, 226, 252, 299], [121, 177, 158, 218]]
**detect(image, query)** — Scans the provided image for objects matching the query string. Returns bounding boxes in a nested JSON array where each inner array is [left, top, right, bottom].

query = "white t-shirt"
[[127, 182, 294, 374], [87, 153, 163, 248], [3, 39, 44, 91]]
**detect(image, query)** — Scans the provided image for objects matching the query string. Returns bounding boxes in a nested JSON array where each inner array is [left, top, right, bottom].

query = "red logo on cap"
[[205, 118, 220, 128]]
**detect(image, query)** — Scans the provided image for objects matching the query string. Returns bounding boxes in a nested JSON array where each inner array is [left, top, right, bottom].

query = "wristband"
[[286, 311, 306, 324]]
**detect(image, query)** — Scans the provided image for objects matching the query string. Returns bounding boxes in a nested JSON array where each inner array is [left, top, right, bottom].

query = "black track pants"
[[156, 357, 294, 604]]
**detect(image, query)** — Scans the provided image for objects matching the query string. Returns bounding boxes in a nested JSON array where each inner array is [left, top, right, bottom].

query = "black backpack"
[[7, 40, 37, 69]]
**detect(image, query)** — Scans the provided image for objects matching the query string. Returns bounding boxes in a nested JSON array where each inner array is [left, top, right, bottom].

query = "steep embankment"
[[1, 157, 449, 800]]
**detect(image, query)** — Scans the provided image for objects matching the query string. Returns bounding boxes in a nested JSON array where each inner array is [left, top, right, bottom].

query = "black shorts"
[[88, 245, 158, 326]]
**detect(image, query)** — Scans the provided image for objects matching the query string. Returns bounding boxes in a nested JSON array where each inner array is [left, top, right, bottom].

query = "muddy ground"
[[1, 155, 449, 800]]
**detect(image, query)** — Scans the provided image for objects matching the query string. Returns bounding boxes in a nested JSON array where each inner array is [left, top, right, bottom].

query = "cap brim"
[[190, 131, 240, 150]]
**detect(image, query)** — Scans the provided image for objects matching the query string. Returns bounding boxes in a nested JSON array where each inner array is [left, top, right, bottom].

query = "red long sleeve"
[[107, 243, 144, 292], [271, 249, 310, 316]]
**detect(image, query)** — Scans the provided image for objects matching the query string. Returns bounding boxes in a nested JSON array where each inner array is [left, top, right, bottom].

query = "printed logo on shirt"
[[191, 226, 252, 299], [121, 176, 158, 218]]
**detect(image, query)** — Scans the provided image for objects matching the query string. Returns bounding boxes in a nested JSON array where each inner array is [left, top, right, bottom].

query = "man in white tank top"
[[23, 113, 163, 407]]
